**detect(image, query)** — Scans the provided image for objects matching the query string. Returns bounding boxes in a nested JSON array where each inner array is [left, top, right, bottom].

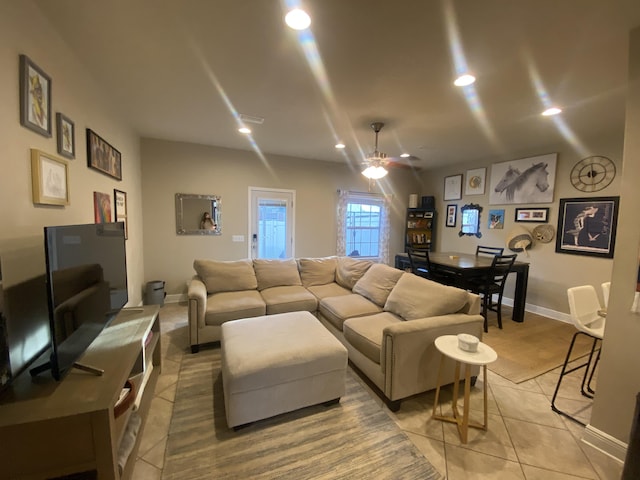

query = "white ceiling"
[[35, 0, 640, 170]]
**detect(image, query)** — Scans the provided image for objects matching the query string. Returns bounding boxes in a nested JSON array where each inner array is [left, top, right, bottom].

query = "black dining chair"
[[476, 245, 505, 256], [407, 249, 457, 285], [467, 254, 517, 332]]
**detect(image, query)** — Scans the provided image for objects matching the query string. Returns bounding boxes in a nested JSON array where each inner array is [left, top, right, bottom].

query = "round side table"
[[432, 335, 497, 444]]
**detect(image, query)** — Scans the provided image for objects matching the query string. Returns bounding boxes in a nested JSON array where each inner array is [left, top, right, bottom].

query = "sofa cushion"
[[352, 264, 404, 307], [384, 273, 469, 320], [205, 290, 266, 326], [260, 286, 318, 315], [318, 294, 382, 331], [343, 312, 402, 365], [307, 282, 352, 300], [335, 257, 373, 290], [298, 257, 337, 287], [253, 259, 302, 291], [194, 259, 257, 293]]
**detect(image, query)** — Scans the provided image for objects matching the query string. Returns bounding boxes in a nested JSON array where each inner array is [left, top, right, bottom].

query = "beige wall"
[[589, 26, 640, 450], [418, 137, 623, 315], [0, 1, 144, 304], [140, 138, 423, 295]]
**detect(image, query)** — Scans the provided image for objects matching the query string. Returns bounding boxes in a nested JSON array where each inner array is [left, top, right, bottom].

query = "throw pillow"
[[193, 259, 257, 293], [336, 257, 373, 290], [384, 273, 469, 320], [352, 263, 404, 306], [298, 256, 337, 287], [253, 258, 302, 291]]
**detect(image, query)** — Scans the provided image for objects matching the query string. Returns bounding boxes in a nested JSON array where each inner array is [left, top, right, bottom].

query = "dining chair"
[[407, 248, 457, 285], [467, 254, 517, 332], [475, 245, 505, 256], [551, 285, 605, 425], [601, 281, 611, 308]]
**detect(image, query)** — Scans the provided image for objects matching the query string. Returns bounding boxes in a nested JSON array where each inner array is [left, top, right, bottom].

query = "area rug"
[[162, 348, 442, 480], [482, 311, 594, 384]]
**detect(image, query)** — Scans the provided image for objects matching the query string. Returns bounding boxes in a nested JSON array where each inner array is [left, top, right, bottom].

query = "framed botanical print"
[[19, 54, 52, 137], [56, 113, 75, 159]]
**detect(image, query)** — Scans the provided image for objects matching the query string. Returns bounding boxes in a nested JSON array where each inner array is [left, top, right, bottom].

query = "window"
[[337, 191, 390, 263]]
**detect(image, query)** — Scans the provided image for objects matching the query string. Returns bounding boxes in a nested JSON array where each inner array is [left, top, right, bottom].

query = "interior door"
[[249, 188, 295, 259]]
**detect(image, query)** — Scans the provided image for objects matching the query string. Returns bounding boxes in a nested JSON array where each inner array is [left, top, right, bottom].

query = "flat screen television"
[[31, 222, 128, 380]]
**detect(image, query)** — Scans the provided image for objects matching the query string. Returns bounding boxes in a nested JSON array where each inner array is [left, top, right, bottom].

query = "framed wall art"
[[30, 149, 69, 206], [19, 54, 52, 137], [56, 113, 75, 159], [489, 153, 557, 205], [93, 191, 112, 223], [515, 207, 549, 223], [443, 174, 462, 201], [464, 167, 486, 195], [488, 209, 505, 229], [555, 196, 619, 258], [87, 128, 122, 180], [114, 189, 128, 239], [445, 204, 457, 227]]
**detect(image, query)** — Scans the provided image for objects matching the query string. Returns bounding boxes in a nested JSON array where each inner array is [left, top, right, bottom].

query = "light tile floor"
[[132, 303, 624, 479]]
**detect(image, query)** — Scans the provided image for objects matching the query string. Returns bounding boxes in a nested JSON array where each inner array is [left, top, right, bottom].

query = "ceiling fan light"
[[454, 74, 476, 87], [542, 107, 562, 116], [362, 165, 388, 179], [285, 9, 311, 30]]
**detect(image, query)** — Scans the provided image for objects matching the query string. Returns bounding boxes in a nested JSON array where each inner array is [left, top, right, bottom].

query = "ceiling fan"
[[361, 122, 419, 179]]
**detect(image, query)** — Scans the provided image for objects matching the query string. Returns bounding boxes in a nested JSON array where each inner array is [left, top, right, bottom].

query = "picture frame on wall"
[[515, 207, 549, 223], [56, 113, 75, 159], [93, 191, 112, 223], [464, 167, 486, 195], [114, 189, 128, 239], [445, 204, 457, 227], [488, 209, 505, 229], [488, 152, 557, 205], [444, 174, 463, 201], [87, 128, 122, 180], [30, 149, 69, 206], [19, 54, 52, 137], [555, 196, 619, 258]]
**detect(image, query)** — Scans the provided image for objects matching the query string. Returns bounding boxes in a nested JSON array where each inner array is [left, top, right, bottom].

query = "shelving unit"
[[0, 305, 161, 480], [405, 208, 436, 252]]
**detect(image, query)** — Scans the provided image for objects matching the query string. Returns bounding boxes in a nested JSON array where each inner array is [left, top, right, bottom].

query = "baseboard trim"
[[166, 293, 187, 304], [582, 424, 627, 464], [501, 296, 572, 324]]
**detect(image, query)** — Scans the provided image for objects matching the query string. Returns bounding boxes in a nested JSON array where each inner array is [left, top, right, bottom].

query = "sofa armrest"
[[380, 313, 484, 400], [188, 276, 207, 344]]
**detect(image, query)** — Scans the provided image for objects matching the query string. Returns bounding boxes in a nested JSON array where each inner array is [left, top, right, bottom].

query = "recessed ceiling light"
[[400, 153, 410, 158], [542, 107, 562, 116], [335, 143, 345, 149], [285, 9, 311, 30], [454, 74, 476, 87], [238, 127, 251, 134]]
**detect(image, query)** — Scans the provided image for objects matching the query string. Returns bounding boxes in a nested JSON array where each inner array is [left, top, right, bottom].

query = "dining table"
[[395, 251, 530, 323]]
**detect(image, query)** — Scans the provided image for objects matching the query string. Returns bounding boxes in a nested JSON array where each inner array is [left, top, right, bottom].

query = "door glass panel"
[[258, 198, 287, 259]]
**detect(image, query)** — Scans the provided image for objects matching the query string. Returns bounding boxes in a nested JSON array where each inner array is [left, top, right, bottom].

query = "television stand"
[[72, 361, 105, 376], [0, 305, 161, 480]]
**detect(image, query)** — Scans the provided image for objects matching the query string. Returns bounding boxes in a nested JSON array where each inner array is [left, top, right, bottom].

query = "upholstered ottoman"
[[221, 311, 348, 428]]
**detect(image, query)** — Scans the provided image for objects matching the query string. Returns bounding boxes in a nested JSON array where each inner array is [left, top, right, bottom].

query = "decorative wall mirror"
[[459, 203, 483, 238], [175, 193, 221, 235]]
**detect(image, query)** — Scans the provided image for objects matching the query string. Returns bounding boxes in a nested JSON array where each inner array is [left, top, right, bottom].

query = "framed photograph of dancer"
[[555, 196, 619, 258]]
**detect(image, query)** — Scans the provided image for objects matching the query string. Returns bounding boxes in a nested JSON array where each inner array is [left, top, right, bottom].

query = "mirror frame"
[[175, 193, 221, 235], [459, 203, 483, 238]]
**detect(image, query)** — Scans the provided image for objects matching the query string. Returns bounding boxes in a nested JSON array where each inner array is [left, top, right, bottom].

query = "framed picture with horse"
[[489, 153, 557, 205]]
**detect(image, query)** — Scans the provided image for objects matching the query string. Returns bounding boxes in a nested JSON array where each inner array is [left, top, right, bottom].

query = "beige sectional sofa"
[[188, 256, 484, 410]]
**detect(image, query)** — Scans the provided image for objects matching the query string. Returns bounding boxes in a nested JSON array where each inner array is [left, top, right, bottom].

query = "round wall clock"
[[570, 155, 616, 192]]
